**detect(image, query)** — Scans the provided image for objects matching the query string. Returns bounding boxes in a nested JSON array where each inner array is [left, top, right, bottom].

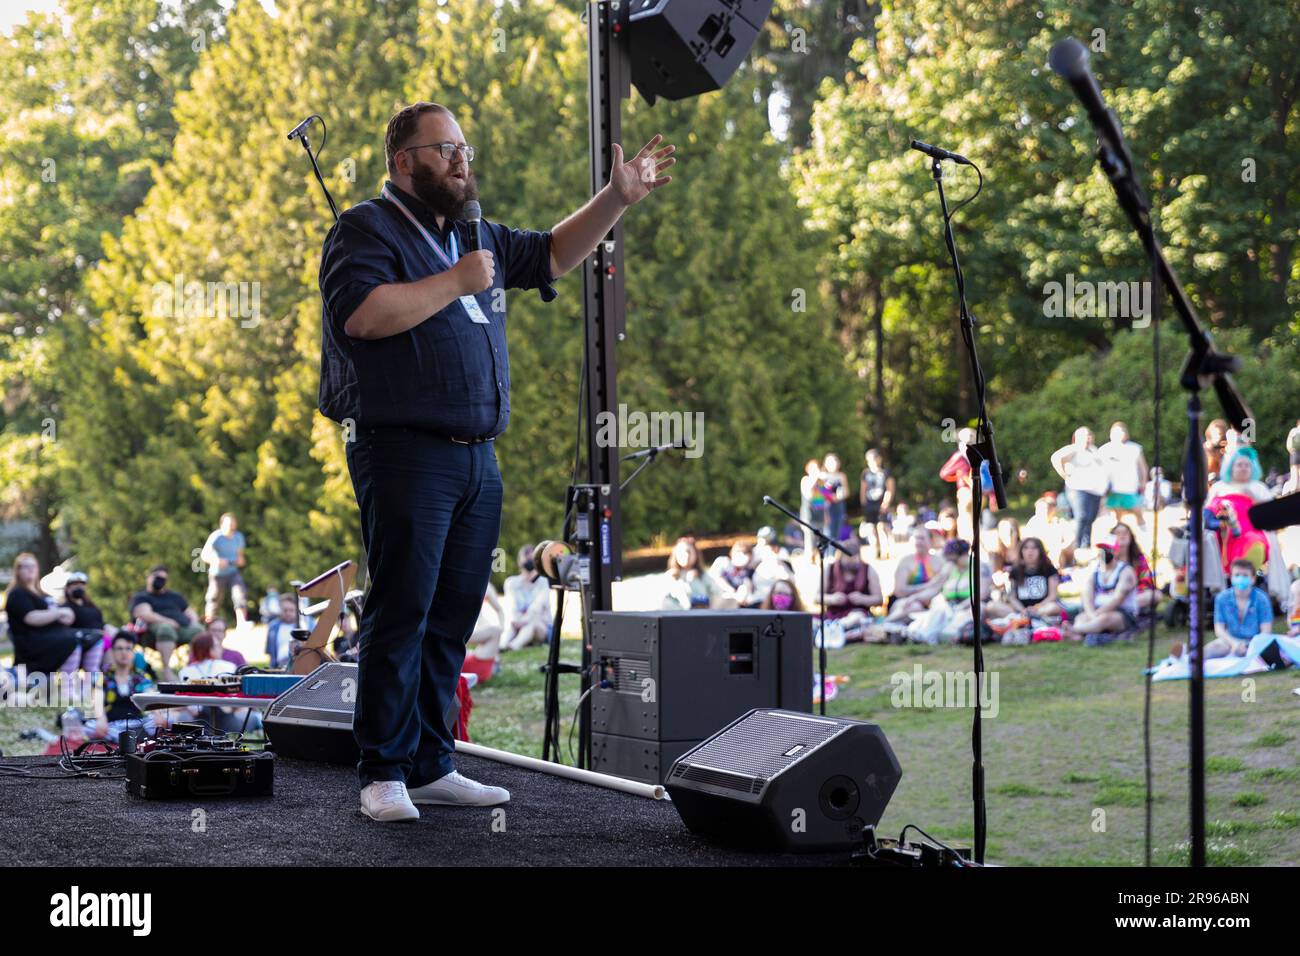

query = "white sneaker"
[[407, 771, 510, 807], [359, 780, 419, 822]]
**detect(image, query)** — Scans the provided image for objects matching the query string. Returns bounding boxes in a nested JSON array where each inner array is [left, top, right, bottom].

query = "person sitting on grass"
[[661, 536, 715, 610], [1061, 540, 1139, 643], [820, 537, 883, 641], [86, 633, 157, 740], [502, 545, 552, 651], [206, 617, 247, 668], [179, 632, 261, 733], [986, 537, 1062, 623], [463, 582, 504, 684], [708, 541, 756, 609], [3, 552, 81, 679], [1169, 558, 1272, 664], [127, 565, 203, 682], [760, 577, 807, 614], [1109, 521, 1159, 614], [891, 528, 939, 610]]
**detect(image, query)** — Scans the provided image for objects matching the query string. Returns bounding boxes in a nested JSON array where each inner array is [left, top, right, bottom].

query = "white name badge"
[[460, 294, 490, 324]]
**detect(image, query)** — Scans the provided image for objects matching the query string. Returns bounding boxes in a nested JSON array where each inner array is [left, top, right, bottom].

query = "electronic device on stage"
[[155, 676, 244, 696], [665, 708, 901, 852], [590, 611, 812, 784], [124, 724, 273, 799]]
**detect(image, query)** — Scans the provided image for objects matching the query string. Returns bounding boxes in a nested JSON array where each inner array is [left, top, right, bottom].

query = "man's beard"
[[409, 159, 479, 220]]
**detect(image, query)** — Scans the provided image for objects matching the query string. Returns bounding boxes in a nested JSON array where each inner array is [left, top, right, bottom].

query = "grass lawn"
[[5, 627, 1296, 866], [466, 632, 1299, 866]]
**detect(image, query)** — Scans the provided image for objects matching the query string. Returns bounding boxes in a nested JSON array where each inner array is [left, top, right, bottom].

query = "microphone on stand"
[[622, 441, 685, 461], [285, 115, 319, 143], [909, 139, 973, 166]]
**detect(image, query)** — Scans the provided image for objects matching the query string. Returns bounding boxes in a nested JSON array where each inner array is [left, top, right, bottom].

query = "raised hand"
[[609, 134, 676, 206]]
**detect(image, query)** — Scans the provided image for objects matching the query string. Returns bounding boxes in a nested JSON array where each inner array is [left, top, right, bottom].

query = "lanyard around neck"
[[381, 184, 459, 269]]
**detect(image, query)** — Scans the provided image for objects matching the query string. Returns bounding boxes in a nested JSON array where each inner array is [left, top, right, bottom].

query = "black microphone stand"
[[288, 114, 340, 224], [763, 495, 850, 716], [1052, 49, 1254, 865], [922, 153, 1006, 866]]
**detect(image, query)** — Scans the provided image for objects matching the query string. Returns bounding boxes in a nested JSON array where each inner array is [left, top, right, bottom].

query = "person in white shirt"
[[502, 546, 552, 651], [1051, 426, 1110, 551], [1098, 421, 1149, 529], [178, 632, 261, 733]]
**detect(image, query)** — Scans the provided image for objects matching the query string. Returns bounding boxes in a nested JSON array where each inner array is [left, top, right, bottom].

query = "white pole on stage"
[[455, 740, 667, 800]]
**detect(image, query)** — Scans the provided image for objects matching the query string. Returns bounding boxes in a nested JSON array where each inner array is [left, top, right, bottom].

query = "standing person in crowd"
[[859, 448, 895, 559], [3, 553, 80, 677], [820, 453, 849, 543], [201, 513, 250, 630], [986, 537, 1062, 622], [1206, 446, 1273, 575], [1061, 540, 1139, 642], [708, 541, 756, 608], [1051, 427, 1110, 552], [1203, 419, 1229, 484], [87, 633, 156, 740], [1285, 418, 1300, 492], [661, 536, 715, 610], [820, 537, 883, 642], [939, 427, 975, 541], [1097, 421, 1149, 528], [127, 566, 202, 682], [502, 545, 552, 651], [799, 459, 827, 554], [206, 618, 247, 668], [1099, 422, 1149, 529], [893, 528, 939, 608]]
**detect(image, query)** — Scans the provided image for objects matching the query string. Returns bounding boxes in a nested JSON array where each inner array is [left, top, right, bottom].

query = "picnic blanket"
[[1148, 632, 1300, 682]]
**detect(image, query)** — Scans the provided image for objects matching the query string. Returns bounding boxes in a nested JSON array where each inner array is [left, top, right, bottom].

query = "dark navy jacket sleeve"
[[487, 221, 557, 302], [320, 211, 401, 333]]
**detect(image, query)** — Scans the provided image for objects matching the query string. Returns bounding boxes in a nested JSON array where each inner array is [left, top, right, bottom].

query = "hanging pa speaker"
[[666, 709, 902, 852], [625, 0, 774, 104]]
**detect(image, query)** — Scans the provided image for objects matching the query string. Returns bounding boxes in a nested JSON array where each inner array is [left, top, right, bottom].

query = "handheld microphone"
[[909, 139, 973, 166], [285, 115, 318, 142], [462, 200, 482, 253]]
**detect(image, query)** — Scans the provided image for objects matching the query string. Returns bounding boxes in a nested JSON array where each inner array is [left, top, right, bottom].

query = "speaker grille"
[[681, 710, 844, 781], [267, 662, 356, 718], [674, 765, 763, 794]]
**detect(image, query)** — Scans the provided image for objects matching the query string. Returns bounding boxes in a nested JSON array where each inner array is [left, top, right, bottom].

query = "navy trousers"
[[346, 425, 502, 788]]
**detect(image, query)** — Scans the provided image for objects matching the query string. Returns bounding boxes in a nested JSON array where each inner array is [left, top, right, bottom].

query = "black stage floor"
[[1, 752, 850, 867]]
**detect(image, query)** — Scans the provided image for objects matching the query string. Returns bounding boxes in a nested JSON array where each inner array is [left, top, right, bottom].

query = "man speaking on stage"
[[317, 102, 674, 822]]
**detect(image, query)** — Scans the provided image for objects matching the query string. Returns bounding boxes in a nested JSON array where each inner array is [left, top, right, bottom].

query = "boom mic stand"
[[1050, 37, 1253, 867], [763, 495, 850, 716], [918, 150, 1006, 868]]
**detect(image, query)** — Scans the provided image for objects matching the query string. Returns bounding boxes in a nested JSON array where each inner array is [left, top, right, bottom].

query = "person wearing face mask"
[[501, 545, 552, 651], [1191, 558, 1274, 661], [58, 571, 107, 678], [748, 527, 792, 609], [821, 537, 883, 642], [761, 577, 807, 614], [1061, 541, 1139, 642], [127, 565, 202, 682]]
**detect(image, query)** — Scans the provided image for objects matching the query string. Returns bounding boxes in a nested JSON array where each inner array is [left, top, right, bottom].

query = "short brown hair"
[[385, 102, 453, 175]]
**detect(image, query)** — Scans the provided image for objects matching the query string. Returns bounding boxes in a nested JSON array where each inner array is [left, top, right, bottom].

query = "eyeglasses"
[[402, 142, 476, 163]]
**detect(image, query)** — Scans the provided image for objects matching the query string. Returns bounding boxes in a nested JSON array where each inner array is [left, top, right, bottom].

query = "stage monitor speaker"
[[626, 0, 774, 104], [666, 709, 902, 852], [590, 609, 812, 784], [263, 661, 359, 765], [264, 661, 461, 765]]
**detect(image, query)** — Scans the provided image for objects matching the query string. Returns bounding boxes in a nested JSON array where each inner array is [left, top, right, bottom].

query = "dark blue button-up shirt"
[[317, 181, 556, 437]]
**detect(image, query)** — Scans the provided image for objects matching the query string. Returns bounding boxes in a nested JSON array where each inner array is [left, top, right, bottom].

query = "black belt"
[[362, 425, 495, 445], [446, 434, 495, 445]]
